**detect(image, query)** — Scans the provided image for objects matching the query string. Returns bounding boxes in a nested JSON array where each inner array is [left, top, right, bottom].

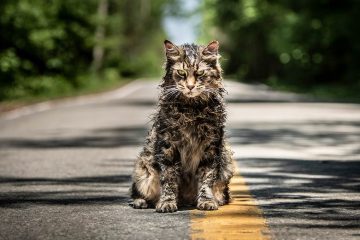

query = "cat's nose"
[[186, 84, 195, 90]]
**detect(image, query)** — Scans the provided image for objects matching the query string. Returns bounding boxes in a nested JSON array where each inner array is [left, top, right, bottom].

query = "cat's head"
[[162, 40, 223, 99]]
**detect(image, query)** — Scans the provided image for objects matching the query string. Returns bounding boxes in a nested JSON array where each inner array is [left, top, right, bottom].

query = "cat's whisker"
[[162, 89, 181, 100], [163, 84, 177, 88]]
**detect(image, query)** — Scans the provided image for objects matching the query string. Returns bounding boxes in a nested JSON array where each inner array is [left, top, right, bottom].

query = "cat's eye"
[[177, 70, 187, 77], [196, 70, 205, 76]]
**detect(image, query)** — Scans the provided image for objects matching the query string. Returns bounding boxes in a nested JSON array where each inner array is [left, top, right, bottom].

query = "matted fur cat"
[[130, 40, 234, 213]]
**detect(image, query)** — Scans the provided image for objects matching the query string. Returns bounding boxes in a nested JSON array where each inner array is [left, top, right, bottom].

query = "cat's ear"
[[164, 40, 181, 60], [203, 40, 219, 56]]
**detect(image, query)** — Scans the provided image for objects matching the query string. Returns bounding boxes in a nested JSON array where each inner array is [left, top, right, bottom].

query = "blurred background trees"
[[0, 0, 359, 102], [0, 0, 170, 100], [201, 0, 360, 100]]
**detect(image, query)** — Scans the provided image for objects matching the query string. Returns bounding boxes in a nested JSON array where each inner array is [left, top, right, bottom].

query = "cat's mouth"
[[183, 90, 201, 98], [176, 84, 203, 98]]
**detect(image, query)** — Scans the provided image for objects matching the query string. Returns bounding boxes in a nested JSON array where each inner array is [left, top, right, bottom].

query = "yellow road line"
[[190, 163, 270, 240]]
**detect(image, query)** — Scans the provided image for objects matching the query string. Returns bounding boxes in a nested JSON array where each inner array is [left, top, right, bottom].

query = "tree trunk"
[[91, 0, 108, 73]]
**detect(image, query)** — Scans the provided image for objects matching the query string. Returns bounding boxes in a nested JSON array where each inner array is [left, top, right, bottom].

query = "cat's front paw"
[[156, 200, 178, 213], [197, 199, 218, 210], [133, 198, 148, 209]]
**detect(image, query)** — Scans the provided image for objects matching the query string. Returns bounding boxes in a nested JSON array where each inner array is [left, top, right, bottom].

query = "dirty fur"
[[130, 40, 234, 213]]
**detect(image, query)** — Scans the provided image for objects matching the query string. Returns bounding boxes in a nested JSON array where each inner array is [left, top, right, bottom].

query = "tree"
[[0, 0, 173, 100], [91, 0, 108, 73], [201, 0, 360, 99]]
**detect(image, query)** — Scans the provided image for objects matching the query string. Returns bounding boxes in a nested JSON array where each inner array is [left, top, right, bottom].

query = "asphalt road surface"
[[0, 80, 359, 240]]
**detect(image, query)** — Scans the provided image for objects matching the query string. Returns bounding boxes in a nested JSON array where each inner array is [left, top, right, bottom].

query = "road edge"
[[0, 79, 144, 121]]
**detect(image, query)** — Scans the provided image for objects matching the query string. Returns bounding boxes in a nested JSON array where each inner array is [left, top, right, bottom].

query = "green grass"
[[306, 85, 360, 103], [266, 78, 360, 103], [0, 69, 132, 112]]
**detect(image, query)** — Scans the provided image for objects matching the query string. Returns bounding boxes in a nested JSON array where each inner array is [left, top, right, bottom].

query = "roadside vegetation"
[[200, 0, 360, 102], [0, 0, 172, 104], [1, 0, 359, 106]]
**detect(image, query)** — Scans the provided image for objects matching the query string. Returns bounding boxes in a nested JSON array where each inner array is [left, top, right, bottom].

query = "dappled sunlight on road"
[[0, 80, 359, 239]]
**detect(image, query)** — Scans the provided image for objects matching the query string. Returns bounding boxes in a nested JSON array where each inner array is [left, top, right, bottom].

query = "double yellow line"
[[190, 163, 270, 240]]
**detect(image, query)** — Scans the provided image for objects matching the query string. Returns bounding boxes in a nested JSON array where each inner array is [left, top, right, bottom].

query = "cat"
[[130, 40, 234, 213]]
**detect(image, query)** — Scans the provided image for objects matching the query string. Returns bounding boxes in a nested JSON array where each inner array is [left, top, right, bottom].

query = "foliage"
[[0, 0, 170, 100], [201, 0, 360, 100]]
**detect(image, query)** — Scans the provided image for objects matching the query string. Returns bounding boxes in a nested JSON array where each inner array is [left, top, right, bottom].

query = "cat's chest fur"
[[177, 125, 207, 174], [165, 103, 223, 174]]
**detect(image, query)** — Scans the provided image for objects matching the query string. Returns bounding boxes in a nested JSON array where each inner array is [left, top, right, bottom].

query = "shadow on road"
[[0, 127, 148, 149], [0, 175, 131, 185], [0, 118, 359, 231], [0, 192, 129, 207], [0, 121, 359, 152], [229, 119, 360, 230], [235, 157, 360, 229], [0, 125, 142, 209], [0, 174, 132, 208], [229, 120, 360, 153]]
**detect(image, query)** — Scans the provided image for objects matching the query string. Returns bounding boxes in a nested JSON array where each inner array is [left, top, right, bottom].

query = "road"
[[0, 80, 359, 240]]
